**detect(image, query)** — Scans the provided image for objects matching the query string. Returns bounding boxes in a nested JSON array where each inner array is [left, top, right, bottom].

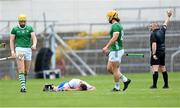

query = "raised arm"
[[163, 9, 173, 27]]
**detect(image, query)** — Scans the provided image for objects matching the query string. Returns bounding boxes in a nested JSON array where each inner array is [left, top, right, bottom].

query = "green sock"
[[19, 73, 26, 89], [120, 74, 128, 82], [24, 73, 27, 82]]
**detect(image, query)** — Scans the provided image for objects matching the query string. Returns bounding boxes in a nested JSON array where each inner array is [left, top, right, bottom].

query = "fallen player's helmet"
[[43, 84, 54, 92]]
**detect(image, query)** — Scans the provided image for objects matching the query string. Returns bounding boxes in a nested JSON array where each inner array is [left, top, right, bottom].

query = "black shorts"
[[150, 52, 165, 66]]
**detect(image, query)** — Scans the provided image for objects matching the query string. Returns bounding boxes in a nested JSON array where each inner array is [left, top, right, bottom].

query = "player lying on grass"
[[43, 78, 96, 92]]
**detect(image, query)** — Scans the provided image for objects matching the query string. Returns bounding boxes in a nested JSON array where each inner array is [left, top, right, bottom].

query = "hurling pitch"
[[0, 72, 180, 107]]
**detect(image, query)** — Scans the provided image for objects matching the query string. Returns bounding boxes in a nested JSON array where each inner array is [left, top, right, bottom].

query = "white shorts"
[[15, 47, 32, 61], [108, 49, 124, 63]]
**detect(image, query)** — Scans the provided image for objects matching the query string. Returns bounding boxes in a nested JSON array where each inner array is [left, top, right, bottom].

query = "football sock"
[[19, 73, 26, 89], [162, 71, 168, 86], [120, 74, 128, 82], [114, 82, 120, 90], [24, 73, 27, 82], [153, 71, 158, 87]]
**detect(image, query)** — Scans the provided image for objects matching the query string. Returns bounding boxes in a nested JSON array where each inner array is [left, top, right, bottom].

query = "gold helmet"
[[18, 14, 27, 21], [106, 10, 119, 19]]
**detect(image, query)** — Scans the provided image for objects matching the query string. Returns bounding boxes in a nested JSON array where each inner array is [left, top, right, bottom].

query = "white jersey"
[[63, 79, 93, 90]]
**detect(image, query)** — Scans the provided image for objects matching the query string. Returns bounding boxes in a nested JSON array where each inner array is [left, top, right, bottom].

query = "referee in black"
[[149, 9, 173, 89]]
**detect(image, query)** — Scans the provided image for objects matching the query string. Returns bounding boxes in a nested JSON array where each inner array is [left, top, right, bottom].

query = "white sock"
[[114, 82, 120, 90], [120, 74, 128, 82]]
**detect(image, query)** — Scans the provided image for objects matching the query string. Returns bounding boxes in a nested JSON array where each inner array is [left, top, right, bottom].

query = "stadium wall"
[[0, 0, 180, 24]]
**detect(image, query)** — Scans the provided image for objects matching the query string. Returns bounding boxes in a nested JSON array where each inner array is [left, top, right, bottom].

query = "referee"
[[149, 9, 173, 89]]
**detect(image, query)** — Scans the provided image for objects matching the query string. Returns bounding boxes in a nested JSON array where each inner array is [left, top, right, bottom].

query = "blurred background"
[[0, 0, 180, 79]]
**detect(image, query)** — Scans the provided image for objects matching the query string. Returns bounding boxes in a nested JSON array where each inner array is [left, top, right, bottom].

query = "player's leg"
[[15, 48, 27, 92], [111, 61, 121, 91], [107, 61, 113, 74], [107, 61, 120, 91], [150, 53, 160, 88], [120, 68, 131, 91], [24, 60, 31, 81], [159, 65, 168, 88], [117, 50, 131, 91], [24, 48, 32, 82], [157, 52, 168, 88], [16, 56, 26, 92], [160, 52, 169, 88], [107, 51, 121, 91], [150, 65, 159, 88], [159, 53, 169, 88]]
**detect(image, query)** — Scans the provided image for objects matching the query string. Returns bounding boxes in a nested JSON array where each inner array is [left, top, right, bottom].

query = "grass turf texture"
[[0, 72, 180, 107]]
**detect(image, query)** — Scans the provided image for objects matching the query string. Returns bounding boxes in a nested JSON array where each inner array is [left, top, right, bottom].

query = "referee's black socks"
[[152, 71, 158, 87], [162, 71, 168, 87]]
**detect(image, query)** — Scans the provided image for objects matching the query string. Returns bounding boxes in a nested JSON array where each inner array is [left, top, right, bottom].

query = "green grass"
[[0, 72, 180, 107]]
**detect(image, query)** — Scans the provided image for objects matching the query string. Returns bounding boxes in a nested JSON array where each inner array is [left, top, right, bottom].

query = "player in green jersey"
[[102, 10, 131, 91], [10, 14, 37, 93]]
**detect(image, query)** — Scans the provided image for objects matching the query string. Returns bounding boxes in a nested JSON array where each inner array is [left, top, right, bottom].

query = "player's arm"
[[152, 42, 157, 55], [152, 43, 158, 60], [102, 32, 119, 54], [105, 32, 119, 48], [31, 32, 37, 50], [84, 81, 96, 91], [87, 86, 96, 91], [64, 87, 80, 91], [10, 34, 16, 57], [151, 34, 158, 60], [163, 9, 173, 27]]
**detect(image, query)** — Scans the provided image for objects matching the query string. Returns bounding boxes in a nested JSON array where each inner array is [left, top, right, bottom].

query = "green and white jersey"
[[11, 25, 34, 48], [109, 22, 124, 51]]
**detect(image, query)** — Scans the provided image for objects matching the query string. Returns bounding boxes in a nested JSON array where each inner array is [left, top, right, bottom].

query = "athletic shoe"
[[150, 85, 157, 89], [112, 88, 120, 92], [123, 79, 131, 91], [163, 85, 169, 89], [20, 88, 26, 93]]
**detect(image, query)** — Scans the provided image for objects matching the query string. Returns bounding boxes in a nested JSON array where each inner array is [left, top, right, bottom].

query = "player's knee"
[[160, 66, 166, 72], [107, 66, 112, 73], [152, 65, 159, 72], [107, 67, 112, 73]]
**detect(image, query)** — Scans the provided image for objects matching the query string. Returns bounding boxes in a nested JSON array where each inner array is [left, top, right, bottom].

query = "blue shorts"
[[58, 81, 67, 91]]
